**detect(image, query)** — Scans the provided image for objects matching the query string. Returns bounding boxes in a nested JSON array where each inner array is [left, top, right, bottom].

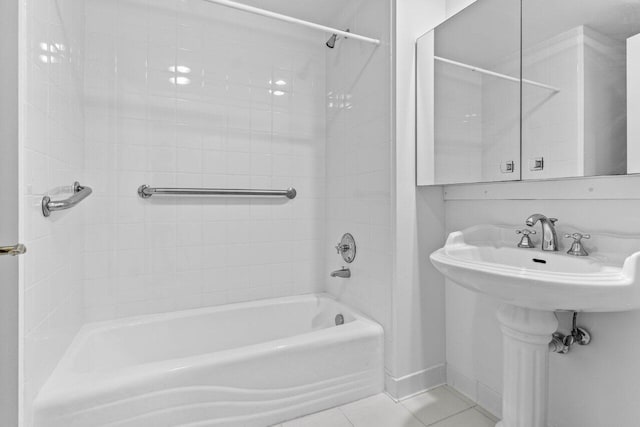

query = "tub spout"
[[330, 267, 351, 278]]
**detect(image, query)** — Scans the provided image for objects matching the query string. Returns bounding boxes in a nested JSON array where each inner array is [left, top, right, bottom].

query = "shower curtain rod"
[[201, 0, 381, 46], [434, 56, 561, 92]]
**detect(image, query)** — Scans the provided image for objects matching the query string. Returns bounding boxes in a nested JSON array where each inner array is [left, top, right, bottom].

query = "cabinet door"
[[521, 0, 638, 180], [417, 0, 521, 185]]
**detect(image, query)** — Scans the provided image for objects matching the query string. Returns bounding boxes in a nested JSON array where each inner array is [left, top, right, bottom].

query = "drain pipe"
[[549, 312, 592, 354]]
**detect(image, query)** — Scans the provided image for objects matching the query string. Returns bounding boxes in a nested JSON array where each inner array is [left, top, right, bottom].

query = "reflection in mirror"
[[522, 0, 640, 179], [417, 0, 520, 185]]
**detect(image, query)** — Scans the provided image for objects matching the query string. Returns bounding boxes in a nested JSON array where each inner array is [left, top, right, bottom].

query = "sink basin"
[[430, 224, 640, 312], [430, 224, 640, 427]]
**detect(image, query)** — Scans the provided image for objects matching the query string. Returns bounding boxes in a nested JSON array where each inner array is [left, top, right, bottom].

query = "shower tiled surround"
[[20, 0, 405, 424], [81, 0, 326, 321], [18, 0, 444, 424], [21, 0, 86, 424]]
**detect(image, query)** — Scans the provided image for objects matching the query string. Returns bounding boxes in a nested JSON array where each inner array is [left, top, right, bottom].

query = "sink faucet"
[[330, 267, 351, 278], [525, 214, 558, 251]]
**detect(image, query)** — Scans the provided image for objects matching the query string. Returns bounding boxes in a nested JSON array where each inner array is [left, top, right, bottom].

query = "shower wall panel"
[[82, 0, 327, 322]]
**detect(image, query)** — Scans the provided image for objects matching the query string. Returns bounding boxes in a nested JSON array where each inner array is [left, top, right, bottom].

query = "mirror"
[[522, 0, 640, 179], [417, 0, 640, 185], [417, 0, 521, 185]]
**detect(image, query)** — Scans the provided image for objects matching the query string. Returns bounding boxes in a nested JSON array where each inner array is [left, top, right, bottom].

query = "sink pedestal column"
[[495, 304, 558, 427]]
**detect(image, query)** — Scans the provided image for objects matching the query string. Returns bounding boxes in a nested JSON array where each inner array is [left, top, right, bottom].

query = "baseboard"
[[446, 364, 502, 419], [384, 364, 446, 401]]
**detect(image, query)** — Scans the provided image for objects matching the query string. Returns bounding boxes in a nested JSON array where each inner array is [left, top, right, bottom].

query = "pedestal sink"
[[430, 225, 640, 427]]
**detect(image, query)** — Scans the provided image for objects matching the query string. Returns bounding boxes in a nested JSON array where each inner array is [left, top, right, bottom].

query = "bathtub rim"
[[73, 292, 373, 336]]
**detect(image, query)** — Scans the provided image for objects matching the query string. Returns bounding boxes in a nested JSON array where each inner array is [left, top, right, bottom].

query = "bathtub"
[[33, 294, 384, 427]]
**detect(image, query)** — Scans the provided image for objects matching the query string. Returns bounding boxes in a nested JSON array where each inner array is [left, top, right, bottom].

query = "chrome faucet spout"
[[525, 214, 559, 251], [330, 267, 351, 278], [525, 213, 544, 227]]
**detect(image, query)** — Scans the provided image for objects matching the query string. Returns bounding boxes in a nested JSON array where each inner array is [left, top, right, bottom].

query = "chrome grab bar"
[[0, 244, 26, 256], [42, 181, 93, 217], [137, 185, 297, 200]]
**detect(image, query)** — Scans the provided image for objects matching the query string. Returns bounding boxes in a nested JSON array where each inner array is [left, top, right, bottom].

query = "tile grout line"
[[425, 405, 481, 426], [287, 390, 494, 427], [410, 410, 431, 427], [336, 405, 356, 427], [395, 388, 480, 427], [338, 401, 431, 427]]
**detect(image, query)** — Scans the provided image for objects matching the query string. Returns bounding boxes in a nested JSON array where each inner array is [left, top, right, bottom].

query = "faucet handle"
[[564, 232, 590, 242], [550, 218, 558, 225], [335, 243, 349, 254], [516, 229, 536, 248], [516, 229, 536, 236], [564, 233, 590, 256]]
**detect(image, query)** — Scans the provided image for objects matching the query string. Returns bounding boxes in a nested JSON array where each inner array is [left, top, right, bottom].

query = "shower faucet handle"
[[335, 243, 350, 254]]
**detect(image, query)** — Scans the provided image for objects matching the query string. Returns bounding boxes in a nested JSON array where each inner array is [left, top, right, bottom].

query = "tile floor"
[[273, 386, 499, 427]]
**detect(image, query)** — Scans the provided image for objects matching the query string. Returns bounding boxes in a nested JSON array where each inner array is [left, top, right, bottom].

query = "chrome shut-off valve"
[[549, 312, 591, 354]]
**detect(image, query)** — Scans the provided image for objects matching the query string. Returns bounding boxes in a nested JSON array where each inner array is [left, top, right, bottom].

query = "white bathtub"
[[33, 294, 384, 427]]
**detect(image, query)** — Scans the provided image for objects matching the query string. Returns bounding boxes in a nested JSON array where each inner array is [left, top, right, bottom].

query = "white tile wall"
[[21, 0, 86, 425], [82, 0, 327, 321], [324, 0, 394, 373]]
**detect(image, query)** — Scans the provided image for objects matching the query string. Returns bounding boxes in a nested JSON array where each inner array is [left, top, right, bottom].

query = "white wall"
[[82, 0, 327, 321], [324, 0, 394, 383], [21, 0, 86, 425], [390, 0, 447, 399]]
